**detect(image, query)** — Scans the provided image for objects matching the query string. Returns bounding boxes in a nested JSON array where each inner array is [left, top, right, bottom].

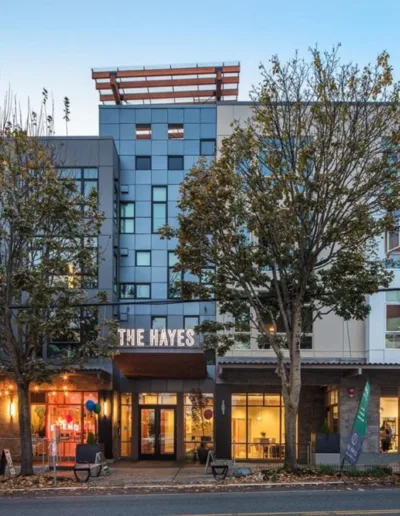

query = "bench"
[[205, 451, 234, 480], [73, 444, 102, 483]]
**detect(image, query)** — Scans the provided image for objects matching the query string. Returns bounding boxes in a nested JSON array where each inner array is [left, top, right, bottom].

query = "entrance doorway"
[[139, 406, 176, 460]]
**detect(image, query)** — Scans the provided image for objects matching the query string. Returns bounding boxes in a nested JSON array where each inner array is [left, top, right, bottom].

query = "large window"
[[121, 393, 132, 457], [58, 168, 98, 209], [120, 283, 151, 299], [120, 202, 135, 234], [168, 124, 184, 139], [136, 251, 151, 267], [263, 307, 313, 349], [168, 156, 184, 170], [136, 124, 151, 139], [152, 186, 167, 233], [200, 139, 216, 156], [326, 387, 339, 433], [184, 392, 214, 456], [168, 252, 183, 299], [231, 393, 296, 460], [48, 309, 98, 358], [152, 316, 167, 330], [234, 308, 251, 350], [380, 397, 398, 453], [386, 291, 400, 348], [136, 156, 151, 170]]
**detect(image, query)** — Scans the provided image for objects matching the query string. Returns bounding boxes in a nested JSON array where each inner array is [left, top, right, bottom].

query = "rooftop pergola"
[[91, 62, 240, 105]]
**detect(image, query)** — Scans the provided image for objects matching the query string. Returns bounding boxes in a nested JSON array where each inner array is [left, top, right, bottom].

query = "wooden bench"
[[73, 444, 102, 483], [205, 451, 234, 480]]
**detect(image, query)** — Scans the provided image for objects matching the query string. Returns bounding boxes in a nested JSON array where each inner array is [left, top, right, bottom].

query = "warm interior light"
[[62, 374, 68, 381], [102, 399, 108, 417], [33, 385, 39, 392], [9, 400, 16, 418]]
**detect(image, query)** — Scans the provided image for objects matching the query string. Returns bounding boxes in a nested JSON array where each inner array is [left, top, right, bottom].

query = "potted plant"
[[315, 420, 340, 453], [189, 389, 213, 464]]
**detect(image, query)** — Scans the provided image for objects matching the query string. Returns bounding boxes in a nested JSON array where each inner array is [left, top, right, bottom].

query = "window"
[[113, 252, 118, 295], [184, 316, 199, 330], [380, 397, 398, 452], [120, 393, 132, 457], [120, 202, 135, 234], [386, 217, 400, 269], [136, 156, 151, 170], [262, 306, 313, 349], [386, 291, 400, 348], [200, 267, 215, 299], [231, 393, 297, 460], [58, 168, 98, 210], [326, 387, 339, 433], [168, 156, 184, 170], [136, 124, 151, 139], [168, 252, 183, 298], [139, 393, 177, 405], [200, 139, 216, 156], [184, 392, 214, 455], [120, 283, 151, 299], [136, 251, 151, 267], [152, 316, 167, 330], [152, 186, 167, 233], [234, 308, 251, 350], [168, 124, 184, 139]]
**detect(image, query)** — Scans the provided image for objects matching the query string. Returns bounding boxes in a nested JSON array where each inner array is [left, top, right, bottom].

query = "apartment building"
[[1, 63, 400, 465]]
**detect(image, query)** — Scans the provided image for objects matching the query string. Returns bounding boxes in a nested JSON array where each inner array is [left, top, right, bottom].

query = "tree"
[[161, 46, 400, 471], [0, 93, 116, 475]]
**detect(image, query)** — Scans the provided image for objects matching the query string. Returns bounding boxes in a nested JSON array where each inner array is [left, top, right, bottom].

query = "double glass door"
[[140, 406, 176, 459]]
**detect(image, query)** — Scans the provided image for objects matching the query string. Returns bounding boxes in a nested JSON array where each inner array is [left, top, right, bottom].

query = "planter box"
[[315, 433, 340, 453]]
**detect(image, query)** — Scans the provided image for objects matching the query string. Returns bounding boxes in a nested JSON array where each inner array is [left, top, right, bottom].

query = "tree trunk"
[[17, 382, 34, 476], [283, 392, 299, 471]]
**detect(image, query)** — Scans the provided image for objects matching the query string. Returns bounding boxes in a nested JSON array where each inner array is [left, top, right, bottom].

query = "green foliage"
[[317, 464, 336, 476], [86, 432, 96, 445], [188, 388, 212, 436], [320, 420, 331, 434], [160, 45, 400, 471]]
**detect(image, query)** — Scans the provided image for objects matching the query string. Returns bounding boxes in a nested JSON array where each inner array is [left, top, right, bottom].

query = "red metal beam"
[[110, 74, 121, 105], [100, 88, 239, 103], [92, 64, 240, 80], [95, 76, 239, 91]]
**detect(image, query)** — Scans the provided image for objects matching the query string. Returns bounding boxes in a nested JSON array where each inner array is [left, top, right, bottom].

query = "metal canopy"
[[92, 62, 240, 105]]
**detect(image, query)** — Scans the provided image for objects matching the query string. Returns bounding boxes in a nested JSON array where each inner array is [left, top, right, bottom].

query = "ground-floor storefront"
[[3, 358, 400, 465]]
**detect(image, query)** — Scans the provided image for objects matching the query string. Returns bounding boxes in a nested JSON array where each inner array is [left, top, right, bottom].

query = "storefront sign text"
[[118, 328, 195, 347]]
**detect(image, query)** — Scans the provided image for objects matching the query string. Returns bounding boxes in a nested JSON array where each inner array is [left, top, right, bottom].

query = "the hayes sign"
[[118, 328, 195, 348]]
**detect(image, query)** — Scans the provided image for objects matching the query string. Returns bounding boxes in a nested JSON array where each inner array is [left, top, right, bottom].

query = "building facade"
[[2, 63, 400, 466]]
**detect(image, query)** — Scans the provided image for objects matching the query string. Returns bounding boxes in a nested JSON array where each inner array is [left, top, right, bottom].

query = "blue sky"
[[1, 0, 399, 135]]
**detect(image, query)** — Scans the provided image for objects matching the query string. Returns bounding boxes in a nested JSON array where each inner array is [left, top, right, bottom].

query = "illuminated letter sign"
[[117, 328, 195, 347]]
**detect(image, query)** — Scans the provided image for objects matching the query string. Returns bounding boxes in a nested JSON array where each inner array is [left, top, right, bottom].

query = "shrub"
[[317, 464, 336, 476]]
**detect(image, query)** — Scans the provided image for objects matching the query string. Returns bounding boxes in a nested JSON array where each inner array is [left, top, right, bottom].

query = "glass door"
[[139, 406, 176, 459]]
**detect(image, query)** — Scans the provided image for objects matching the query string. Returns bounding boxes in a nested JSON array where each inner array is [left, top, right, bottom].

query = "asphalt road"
[[3, 489, 400, 516]]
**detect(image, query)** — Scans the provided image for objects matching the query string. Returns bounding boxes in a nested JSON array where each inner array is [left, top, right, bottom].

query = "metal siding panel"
[[135, 140, 152, 155], [168, 185, 180, 201], [167, 140, 184, 154], [152, 155, 168, 170], [200, 124, 216, 138], [120, 108, 136, 123], [168, 201, 179, 217], [184, 140, 199, 155], [120, 124, 134, 139], [151, 235, 168, 249], [152, 140, 168, 155], [119, 140, 136, 155], [119, 266, 135, 283], [100, 108, 119, 124], [184, 108, 200, 123], [134, 267, 151, 282], [200, 108, 217, 123], [120, 155, 134, 169], [100, 124, 120, 139], [152, 109, 168, 123], [135, 185, 151, 201], [135, 201, 152, 217], [152, 170, 167, 183], [152, 283, 168, 299], [152, 124, 167, 139], [168, 108, 184, 123], [135, 171, 152, 184], [152, 250, 167, 267], [168, 316, 184, 329], [151, 267, 167, 282], [184, 156, 197, 170], [135, 234, 152, 248], [184, 124, 201, 139], [167, 171, 184, 184], [135, 218, 151, 233], [135, 109, 152, 123]]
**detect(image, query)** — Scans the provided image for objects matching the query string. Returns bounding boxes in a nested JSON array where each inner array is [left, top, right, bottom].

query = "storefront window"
[[184, 392, 214, 455], [46, 391, 98, 459], [380, 397, 398, 453], [231, 393, 296, 460], [327, 387, 339, 433], [138, 393, 177, 405], [121, 393, 132, 457]]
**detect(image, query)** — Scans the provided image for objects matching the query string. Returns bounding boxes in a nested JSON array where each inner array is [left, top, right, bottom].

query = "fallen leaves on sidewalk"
[[0, 474, 77, 490]]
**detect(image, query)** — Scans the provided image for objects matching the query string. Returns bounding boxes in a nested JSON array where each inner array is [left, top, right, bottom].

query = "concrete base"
[[314, 453, 341, 466]]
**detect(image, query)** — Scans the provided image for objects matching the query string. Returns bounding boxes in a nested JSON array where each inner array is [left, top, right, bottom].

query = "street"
[[3, 489, 400, 516]]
